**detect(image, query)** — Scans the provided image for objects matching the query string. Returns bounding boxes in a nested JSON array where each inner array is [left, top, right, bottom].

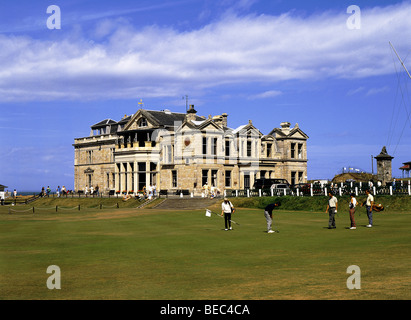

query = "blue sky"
[[1, 0, 410, 191]]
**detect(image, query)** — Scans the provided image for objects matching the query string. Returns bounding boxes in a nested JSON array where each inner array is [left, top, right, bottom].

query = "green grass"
[[0, 204, 410, 300]]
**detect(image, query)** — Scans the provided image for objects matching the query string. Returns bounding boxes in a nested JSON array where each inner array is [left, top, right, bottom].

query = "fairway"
[[0, 206, 410, 300]]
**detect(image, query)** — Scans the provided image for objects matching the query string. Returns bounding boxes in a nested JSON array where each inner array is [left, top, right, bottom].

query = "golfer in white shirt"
[[221, 198, 235, 230]]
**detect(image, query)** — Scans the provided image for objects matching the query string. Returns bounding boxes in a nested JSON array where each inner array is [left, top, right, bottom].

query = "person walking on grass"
[[349, 193, 357, 229], [221, 198, 235, 231], [264, 202, 281, 233], [325, 191, 338, 229], [361, 189, 374, 228]]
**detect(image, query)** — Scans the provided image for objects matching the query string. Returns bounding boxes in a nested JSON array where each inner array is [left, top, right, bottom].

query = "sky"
[[0, 0, 411, 192]]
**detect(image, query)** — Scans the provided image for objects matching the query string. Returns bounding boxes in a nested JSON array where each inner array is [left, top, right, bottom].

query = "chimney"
[[280, 122, 291, 135], [222, 113, 228, 127]]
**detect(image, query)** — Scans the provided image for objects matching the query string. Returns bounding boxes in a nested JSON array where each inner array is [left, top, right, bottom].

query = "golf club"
[[206, 209, 240, 225]]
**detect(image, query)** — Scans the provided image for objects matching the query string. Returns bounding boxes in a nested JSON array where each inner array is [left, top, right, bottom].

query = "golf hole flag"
[[205, 209, 212, 217]]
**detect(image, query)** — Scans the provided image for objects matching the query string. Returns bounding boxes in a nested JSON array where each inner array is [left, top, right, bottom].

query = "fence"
[[5, 203, 125, 214], [225, 181, 411, 198]]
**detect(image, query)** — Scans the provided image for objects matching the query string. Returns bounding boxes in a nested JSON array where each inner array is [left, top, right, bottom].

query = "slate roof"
[[141, 110, 203, 127], [90, 109, 205, 135], [91, 119, 117, 129]]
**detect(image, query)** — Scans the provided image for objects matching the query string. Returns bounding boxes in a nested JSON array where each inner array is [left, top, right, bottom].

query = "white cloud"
[[366, 86, 390, 96], [346, 86, 365, 96], [1, 2, 411, 102], [248, 90, 282, 99]]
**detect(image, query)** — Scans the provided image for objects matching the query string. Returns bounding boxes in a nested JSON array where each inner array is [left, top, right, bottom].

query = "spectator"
[[325, 192, 338, 229], [349, 193, 357, 230], [361, 189, 374, 228]]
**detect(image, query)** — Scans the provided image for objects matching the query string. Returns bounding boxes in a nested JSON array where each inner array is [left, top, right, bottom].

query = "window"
[[211, 137, 218, 155], [164, 145, 172, 164], [211, 170, 218, 187], [266, 143, 272, 158], [139, 118, 147, 127], [244, 173, 250, 189], [291, 143, 296, 159], [202, 169, 209, 186], [260, 170, 267, 179], [291, 171, 296, 185], [172, 170, 178, 188], [87, 150, 93, 164], [247, 141, 252, 157], [202, 137, 207, 155], [225, 140, 230, 157], [298, 144, 303, 159], [225, 171, 231, 187], [138, 162, 146, 172]]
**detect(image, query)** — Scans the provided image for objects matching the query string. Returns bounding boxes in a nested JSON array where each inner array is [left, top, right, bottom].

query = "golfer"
[[361, 189, 374, 228], [264, 202, 281, 233], [349, 193, 357, 229], [221, 198, 235, 230], [325, 191, 338, 229]]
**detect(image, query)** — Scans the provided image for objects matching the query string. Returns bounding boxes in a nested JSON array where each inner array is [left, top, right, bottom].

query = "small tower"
[[186, 104, 197, 122], [374, 146, 394, 185]]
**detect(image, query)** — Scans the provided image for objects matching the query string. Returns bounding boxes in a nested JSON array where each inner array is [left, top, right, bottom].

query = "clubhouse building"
[[73, 105, 308, 195]]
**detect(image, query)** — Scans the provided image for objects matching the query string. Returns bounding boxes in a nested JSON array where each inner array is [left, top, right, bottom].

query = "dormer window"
[[139, 118, 148, 127]]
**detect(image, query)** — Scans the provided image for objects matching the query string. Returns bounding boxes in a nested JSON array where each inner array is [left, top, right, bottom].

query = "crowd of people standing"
[[39, 185, 73, 197]]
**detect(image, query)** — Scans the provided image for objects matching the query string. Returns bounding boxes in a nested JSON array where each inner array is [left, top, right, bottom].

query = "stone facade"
[[73, 106, 309, 195]]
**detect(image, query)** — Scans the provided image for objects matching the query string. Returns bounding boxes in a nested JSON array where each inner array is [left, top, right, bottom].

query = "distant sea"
[[16, 191, 39, 196]]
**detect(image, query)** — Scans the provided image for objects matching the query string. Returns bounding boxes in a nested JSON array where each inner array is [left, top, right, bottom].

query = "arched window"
[[139, 118, 147, 127]]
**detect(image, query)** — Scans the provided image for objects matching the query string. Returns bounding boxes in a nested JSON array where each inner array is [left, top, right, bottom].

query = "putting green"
[[0, 207, 410, 300]]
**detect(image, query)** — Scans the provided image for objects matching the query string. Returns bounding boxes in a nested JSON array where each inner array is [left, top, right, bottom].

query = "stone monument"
[[374, 146, 394, 185]]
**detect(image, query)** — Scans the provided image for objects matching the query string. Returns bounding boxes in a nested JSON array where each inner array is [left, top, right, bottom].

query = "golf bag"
[[372, 203, 384, 212]]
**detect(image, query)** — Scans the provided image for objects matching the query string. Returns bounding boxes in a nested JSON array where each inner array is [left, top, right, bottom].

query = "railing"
[[224, 182, 411, 198], [14, 181, 409, 202]]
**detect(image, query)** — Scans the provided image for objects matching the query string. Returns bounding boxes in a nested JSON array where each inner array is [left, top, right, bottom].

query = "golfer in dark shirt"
[[264, 202, 280, 233]]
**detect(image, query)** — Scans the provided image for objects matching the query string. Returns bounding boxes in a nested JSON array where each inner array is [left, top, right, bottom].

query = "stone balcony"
[[115, 141, 159, 152], [74, 134, 116, 145]]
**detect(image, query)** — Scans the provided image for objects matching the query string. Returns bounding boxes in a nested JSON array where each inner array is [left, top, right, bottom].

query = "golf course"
[[0, 196, 410, 300]]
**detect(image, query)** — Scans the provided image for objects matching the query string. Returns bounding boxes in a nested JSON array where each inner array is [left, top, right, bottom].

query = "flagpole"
[[389, 41, 411, 80]]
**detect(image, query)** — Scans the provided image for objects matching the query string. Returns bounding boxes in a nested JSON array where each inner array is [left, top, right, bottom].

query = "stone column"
[[120, 163, 126, 192], [134, 161, 138, 192], [115, 164, 120, 192], [146, 161, 151, 187]]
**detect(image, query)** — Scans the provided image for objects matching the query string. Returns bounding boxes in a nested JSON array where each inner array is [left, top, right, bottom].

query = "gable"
[[123, 110, 158, 131], [234, 124, 262, 137], [126, 114, 156, 130], [123, 109, 194, 131], [288, 128, 309, 139], [198, 121, 225, 132]]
